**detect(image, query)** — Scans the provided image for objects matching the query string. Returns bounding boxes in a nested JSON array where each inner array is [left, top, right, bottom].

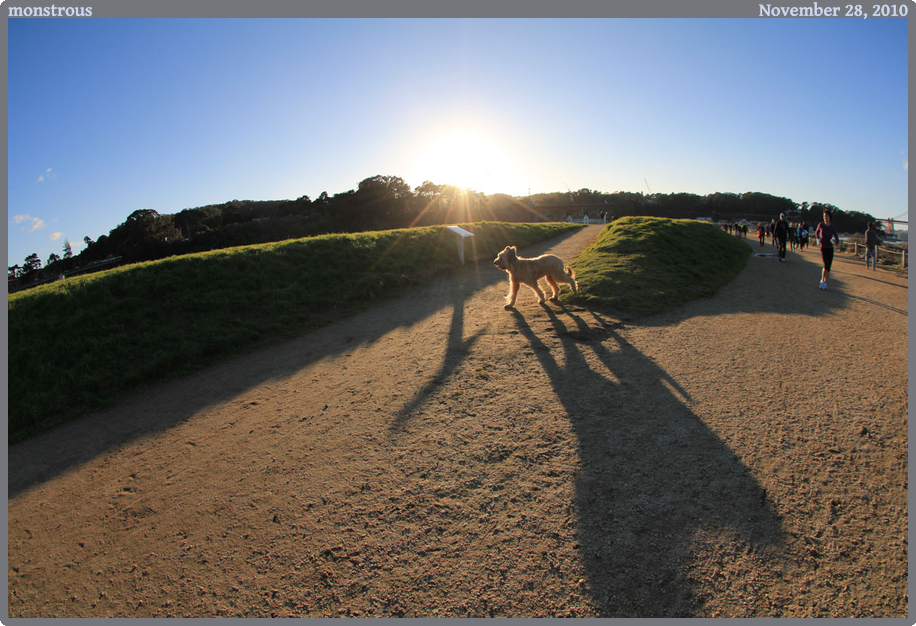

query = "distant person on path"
[[816, 210, 841, 290], [864, 221, 878, 270], [768, 219, 777, 246], [774, 213, 790, 262], [757, 222, 766, 247], [798, 222, 809, 251]]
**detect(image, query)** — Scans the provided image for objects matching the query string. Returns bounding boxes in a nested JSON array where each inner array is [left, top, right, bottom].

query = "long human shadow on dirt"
[[850, 272, 909, 290], [633, 248, 853, 328], [388, 274, 490, 434], [512, 304, 784, 616], [842, 293, 908, 316], [8, 231, 581, 497]]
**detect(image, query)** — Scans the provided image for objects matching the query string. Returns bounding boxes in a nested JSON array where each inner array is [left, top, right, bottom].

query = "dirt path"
[[8, 227, 908, 617]]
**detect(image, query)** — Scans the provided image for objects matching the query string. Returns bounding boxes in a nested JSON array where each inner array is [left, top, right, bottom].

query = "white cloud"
[[50, 232, 64, 241], [35, 167, 54, 183], [12, 214, 46, 232]]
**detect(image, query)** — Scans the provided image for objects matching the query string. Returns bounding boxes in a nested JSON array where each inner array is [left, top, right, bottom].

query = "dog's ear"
[[507, 247, 517, 260]]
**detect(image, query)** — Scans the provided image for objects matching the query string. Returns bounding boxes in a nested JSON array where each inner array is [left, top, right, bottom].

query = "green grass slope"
[[567, 216, 751, 316], [9, 221, 579, 443]]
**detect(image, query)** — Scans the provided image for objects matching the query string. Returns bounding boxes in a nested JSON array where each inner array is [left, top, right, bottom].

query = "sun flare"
[[412, 129, 524, 195]]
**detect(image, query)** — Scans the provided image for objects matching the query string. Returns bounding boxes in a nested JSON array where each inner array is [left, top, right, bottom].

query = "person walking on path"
[[865, 221, 879, 270], [816, 209, 841, 289], [774, 213, 790, 262], [757, 222, 766, 247]]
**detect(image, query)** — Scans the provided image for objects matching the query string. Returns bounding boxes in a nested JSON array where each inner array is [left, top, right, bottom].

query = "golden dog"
[[493, 245, 578, 309]]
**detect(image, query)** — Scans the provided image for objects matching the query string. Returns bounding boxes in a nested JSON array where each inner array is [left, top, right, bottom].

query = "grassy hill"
[[566, 216, 751, 316], [9, 217, 751, 444], [8, 221, 578, 443]]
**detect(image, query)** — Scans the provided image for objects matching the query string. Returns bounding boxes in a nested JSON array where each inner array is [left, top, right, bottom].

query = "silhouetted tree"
[[106, 209, 182, 262], [22, 253, 41, 280]]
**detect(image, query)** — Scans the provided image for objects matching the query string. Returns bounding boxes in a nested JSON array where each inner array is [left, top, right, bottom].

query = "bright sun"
[[413, 129, 523, 195]]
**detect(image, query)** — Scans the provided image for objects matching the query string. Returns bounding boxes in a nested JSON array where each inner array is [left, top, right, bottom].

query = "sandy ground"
[[7, 226, 908, 617]]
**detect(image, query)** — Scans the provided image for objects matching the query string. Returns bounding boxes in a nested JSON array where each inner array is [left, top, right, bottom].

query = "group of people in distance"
[[755, 214, 806, 263], [753, 210, 880, 291], [757, 217, 813, 254]]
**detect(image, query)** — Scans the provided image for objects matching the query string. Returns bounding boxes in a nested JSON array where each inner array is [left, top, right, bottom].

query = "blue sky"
[[7, 17, 908, 267]]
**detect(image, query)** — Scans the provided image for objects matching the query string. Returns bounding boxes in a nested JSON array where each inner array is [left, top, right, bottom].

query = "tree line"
[[9, 175, 882, 287]]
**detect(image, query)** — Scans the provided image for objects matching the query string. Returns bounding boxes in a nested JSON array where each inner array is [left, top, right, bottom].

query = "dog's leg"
[[545, 275, 561, 301], [526, 280, 547, 304], [564, 267, 578, 293], [505, 278, 520, 309]]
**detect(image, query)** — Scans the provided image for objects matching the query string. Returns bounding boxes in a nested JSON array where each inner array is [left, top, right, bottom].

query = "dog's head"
[[493, 246, 517, 271]]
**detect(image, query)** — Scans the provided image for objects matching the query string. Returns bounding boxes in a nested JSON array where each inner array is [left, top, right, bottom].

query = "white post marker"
[[445, 225, 475, 265]]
